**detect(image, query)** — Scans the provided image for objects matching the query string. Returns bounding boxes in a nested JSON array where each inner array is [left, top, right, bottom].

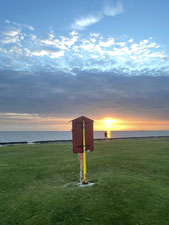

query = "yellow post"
[[82, 120, 87, 183]]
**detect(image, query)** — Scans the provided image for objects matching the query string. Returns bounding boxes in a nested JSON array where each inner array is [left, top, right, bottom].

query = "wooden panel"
[[72, 116, 94, 153]]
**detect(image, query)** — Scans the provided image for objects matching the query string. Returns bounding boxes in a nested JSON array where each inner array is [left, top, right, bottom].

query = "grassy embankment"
[[0, 138, 169, 225]]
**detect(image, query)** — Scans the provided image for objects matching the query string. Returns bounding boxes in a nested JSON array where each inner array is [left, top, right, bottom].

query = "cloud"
[[32, 50, 64, 58], [4, 19, 34, 31], [3, 30, 20, 37], [41, 30, 78, 50], [70, 2, 124, 30], [0, 113, 39, 119], [0, 29, 21, 44], [99, 38, 115, 47], [0, 21, 169, 76], [0, 70, 169, 122], [0, 112, 71, 131], [5, 20, 10, 24], [12, 21, 34, 31], [0, 37, 18, 44], [103, 2, 124, 16], [0, 22, 34, 46], [71, 15, 102, 30], [23, 24, 34, 31]]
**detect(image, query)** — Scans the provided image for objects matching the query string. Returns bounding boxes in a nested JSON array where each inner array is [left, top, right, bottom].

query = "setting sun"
[[94, 117, 129, 131], [104, 118, 116, 127]]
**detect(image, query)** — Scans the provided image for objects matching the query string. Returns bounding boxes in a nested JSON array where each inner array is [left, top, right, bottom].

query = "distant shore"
[[1, 135, 169, 146]]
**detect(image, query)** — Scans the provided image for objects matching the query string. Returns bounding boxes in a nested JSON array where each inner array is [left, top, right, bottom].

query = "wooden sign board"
[[72, 116, 94, 153]]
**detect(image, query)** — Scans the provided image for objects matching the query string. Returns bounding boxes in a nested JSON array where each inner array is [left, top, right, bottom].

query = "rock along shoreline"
[[0, 135, 169, 146]]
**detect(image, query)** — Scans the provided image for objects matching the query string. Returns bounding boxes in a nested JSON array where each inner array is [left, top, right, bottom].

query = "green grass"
[[1, 138, 169, 225]]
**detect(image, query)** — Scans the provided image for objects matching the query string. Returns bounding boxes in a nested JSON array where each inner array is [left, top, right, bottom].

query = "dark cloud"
[[0, 70, 169, 120]]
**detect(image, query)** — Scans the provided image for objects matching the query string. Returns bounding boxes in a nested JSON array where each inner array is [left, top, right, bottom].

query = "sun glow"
[[94, 117, 128, 131], [104, 118, 116, 127], [103, 118, 117, 138]]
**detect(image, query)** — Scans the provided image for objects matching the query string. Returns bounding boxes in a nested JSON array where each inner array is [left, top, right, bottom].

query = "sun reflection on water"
[[104, 130, 112, 138], [107, 130, 112, 138]]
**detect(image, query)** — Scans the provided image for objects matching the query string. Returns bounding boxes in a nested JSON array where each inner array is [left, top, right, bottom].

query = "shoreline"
[[1, 135, 169, 146]]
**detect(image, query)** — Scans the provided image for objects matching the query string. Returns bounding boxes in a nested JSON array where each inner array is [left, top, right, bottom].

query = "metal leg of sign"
[[82, 121, 88, 184], [79, 153, 83, 183], [83, 149, 87, 183]]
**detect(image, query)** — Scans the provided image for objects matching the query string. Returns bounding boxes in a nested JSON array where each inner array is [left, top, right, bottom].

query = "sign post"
[[82, 120, 87, 183], [72, 116, 94, 185]]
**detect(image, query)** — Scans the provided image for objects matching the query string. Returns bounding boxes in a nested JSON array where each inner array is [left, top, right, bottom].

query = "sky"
[[0, 0, 169, 131]]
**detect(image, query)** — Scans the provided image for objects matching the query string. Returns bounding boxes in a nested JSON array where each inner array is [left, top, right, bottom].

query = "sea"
[[0, 131, 169, 144]]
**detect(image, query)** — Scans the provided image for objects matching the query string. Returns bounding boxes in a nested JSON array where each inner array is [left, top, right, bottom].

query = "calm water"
[[0, 131, 169, 143]]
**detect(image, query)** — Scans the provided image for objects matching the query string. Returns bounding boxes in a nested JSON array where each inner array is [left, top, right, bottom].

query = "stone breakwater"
[[1, 136, 169, 147]]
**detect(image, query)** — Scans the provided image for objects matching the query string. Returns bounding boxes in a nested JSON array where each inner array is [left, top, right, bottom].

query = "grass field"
[[0, 138, 169, 225]]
